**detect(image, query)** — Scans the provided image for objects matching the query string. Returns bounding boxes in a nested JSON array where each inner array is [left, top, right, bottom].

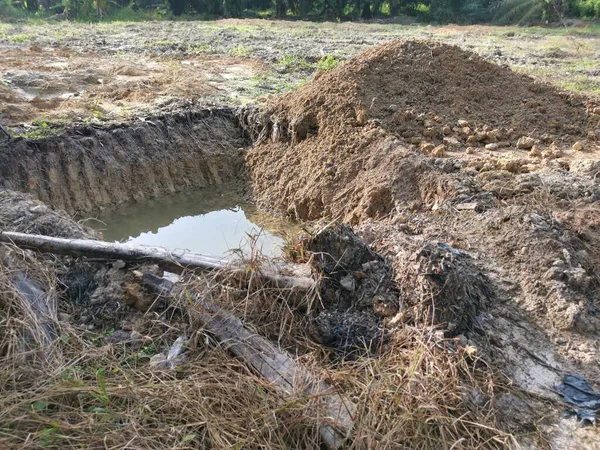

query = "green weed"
[[228, 44, 254, 57], [8, 33, 34, 44], [187, 43, 215, 53], [278, 54, 312, 72], [316, 54, 342, 72], [22, 120, 58, 139]]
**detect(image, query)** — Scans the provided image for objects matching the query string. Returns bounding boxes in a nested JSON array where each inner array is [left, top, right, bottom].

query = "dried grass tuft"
[[0, 241, 524, 449]]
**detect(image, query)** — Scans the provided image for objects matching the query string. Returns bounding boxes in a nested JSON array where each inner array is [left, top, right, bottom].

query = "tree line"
[[2, 0, 599, 22]]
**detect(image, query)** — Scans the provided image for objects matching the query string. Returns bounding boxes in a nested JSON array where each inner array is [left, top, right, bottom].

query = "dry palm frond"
[[495, 0, 558, 24]]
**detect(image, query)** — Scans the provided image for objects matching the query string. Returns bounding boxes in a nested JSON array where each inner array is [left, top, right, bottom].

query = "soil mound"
[[245, 40, 598, 222]]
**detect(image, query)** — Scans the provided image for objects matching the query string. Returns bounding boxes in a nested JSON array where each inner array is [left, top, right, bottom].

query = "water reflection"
[[94, 188, 292, 257]]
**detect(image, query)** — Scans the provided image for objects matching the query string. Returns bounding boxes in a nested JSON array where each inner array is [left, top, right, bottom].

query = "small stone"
[[29, 204, 48, 213], [461, 126, 472, 135], [466, 135, 478, 145], [443, 136, 461, 149], [355, 109, 368, 126], [516, 136, 536, 150], [475, 131, 487, 142], [423, 128, 436, 138], [572, 141, 585, 152], [457, 119, 470, 127], [485, 143, 499, 151], [388, 104, 399, 112], [340, 274, 356, 292], [542, 150, 557, 160], [486, 130, 499, 142], [588, 130, 597, 141], [465, 147, 477, 154], [529, 145, 542, 157], [432, 145, 446, 157], [442, 125, 452, 135], [420, 142, 435, 154]]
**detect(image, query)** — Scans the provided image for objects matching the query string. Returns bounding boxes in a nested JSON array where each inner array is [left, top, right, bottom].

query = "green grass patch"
[[228, 44, 254, 57], [558, 78, 600, 94], [315, 54, 342, 72]]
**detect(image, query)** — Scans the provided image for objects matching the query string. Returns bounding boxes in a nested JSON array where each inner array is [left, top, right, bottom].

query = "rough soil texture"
[[0, 189, 93, 237], [302, 225, 399, 355], [245, 40, 600, 446], [0, 107, 246, 215], [0, 45, 261, 125], [2, 19, 599, 129], [1, 29, 600, 448], [246, 40, 599, 222]]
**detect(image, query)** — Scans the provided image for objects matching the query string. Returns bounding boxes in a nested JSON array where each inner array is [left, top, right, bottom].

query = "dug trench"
[[1, 40, 600, 449]]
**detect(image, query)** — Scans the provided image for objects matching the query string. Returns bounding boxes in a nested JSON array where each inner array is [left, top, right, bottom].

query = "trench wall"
[[0, 108, 247, 215]]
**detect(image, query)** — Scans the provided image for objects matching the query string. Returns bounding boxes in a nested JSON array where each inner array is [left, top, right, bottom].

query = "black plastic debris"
[[557, 375, 600, 426]]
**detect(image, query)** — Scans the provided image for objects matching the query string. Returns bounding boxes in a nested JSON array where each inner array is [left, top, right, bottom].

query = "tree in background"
[[496, 0, 561, 23], [2, 0, 598, 21], [168, 0, 185, 14]]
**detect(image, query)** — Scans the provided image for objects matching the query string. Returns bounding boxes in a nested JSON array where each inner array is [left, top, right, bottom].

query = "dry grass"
[[0, 241, 526, 449]]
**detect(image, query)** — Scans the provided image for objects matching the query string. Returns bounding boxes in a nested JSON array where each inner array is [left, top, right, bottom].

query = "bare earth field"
[[0, 18, 600, 450], [1, 19, 599, 129]]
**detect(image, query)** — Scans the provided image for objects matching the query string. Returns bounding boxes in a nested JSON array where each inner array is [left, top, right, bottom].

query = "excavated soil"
[[2, 37, 600, 449], [244, 39, 600, 446], [246, 40, 599, 222], [0, 106, 246, 215]]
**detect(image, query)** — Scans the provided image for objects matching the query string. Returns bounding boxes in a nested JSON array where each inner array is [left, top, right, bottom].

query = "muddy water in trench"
[[92, 187, 295, 257]]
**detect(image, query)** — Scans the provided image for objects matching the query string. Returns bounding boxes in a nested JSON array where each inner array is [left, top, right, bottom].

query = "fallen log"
[[0, 231, 316, 293], [193, 299, 355, 449], [139, 273, 355, 449]]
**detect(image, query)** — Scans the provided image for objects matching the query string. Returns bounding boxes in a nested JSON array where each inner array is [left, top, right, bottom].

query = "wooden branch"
[[192, 298, 355, 449], [0, 231, 316, 293], [139, 273, 355, 449]]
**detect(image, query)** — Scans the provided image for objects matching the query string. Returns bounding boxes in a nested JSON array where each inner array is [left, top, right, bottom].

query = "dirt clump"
[[302, 225, 399, 355], [245, 40, 599, 223], [398, 241, 494, 335], [0, 189, 93, 238]]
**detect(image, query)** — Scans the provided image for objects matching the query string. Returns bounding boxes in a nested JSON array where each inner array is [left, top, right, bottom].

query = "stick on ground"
[[140, 272, 356, 450], [0, 231, 316, 292]]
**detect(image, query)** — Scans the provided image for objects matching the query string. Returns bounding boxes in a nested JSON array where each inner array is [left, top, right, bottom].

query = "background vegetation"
[[0, 0, 599, 26]]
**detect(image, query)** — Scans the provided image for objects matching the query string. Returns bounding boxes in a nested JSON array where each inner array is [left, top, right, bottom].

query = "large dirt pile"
[[246, 40, 599, 222]]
